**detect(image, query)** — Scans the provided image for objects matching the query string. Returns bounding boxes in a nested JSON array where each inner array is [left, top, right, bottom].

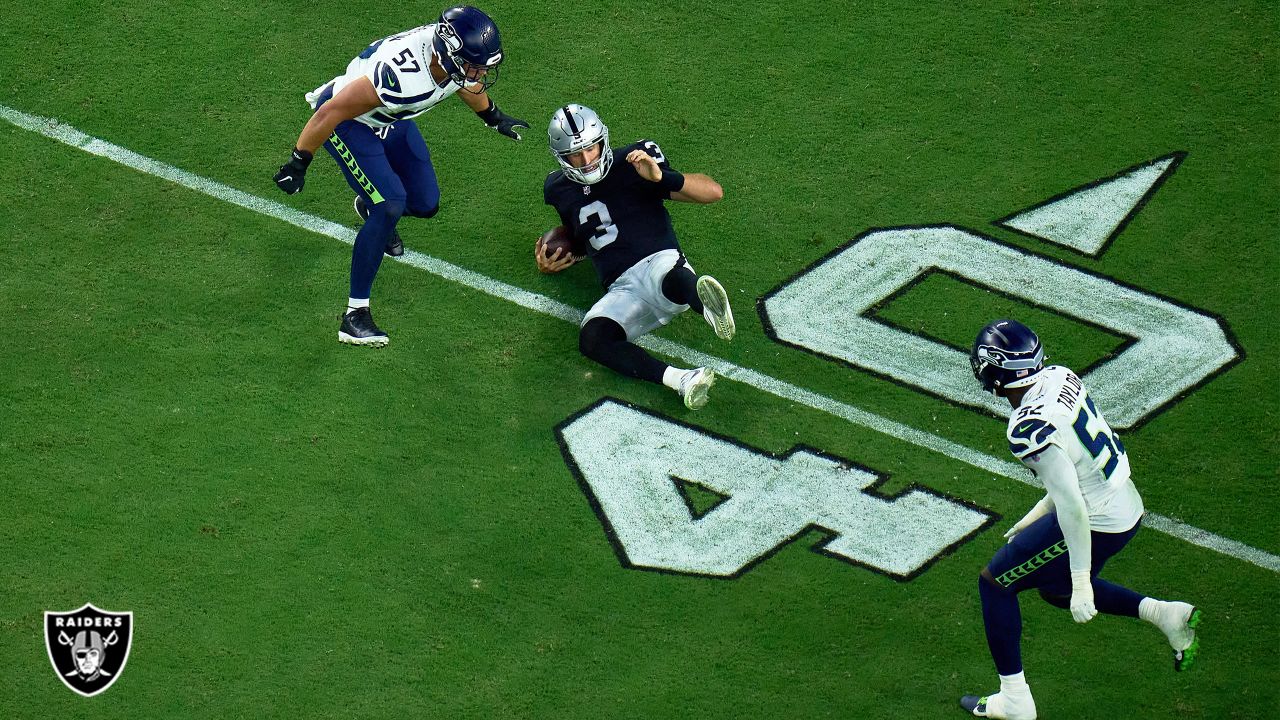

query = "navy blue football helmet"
[[970, 319, 1046, 394], [434, 6, 503, 92]]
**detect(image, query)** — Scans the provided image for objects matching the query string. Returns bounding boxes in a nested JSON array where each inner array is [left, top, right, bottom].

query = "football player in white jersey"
[[960, 319, 1202, 720], [273, 6, 527, 347]]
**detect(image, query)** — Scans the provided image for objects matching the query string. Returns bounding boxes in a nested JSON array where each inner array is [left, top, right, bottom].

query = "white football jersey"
[[305, 24, 467, 128], [1006, 365, 1144, 532]]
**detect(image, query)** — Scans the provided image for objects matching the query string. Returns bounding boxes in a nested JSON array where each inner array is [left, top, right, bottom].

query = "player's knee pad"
[[410, 203, 439, 219], [1037, 587, 1071, 610], [406, 193, 439, 218], [979, 567, 1013, 595], [368, 199, 406, 225], [579, 317, 627, 359], [660, 262, 697, 306]]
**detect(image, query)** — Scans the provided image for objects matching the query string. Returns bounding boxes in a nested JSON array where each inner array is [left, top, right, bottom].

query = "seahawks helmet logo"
[[976, 344, 1042, 372], [437, 21, 463, 52], [44, 603, 134, 697]]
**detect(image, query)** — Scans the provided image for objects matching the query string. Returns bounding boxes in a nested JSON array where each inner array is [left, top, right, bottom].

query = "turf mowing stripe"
[[4, 102, 1276, 574]]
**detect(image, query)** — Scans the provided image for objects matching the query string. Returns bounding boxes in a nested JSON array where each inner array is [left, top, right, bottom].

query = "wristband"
[[291, 147, 314, 168], [657, 169, 685, 192]]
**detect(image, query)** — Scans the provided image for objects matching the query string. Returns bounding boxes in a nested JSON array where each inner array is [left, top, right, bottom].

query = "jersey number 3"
[[579, 200, 619, 250]]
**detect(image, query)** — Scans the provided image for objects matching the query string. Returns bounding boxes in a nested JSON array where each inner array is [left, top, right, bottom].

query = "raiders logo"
[[44, 603, 133, 697]]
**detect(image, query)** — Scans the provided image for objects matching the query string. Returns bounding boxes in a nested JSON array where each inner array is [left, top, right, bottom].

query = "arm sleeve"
[[1018, 493, 1056, 528], [1025, 443, 1092, 574]]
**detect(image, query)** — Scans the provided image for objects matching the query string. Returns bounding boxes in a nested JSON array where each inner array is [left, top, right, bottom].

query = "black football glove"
[[477, 102, 529, 141], [273, 147, 313, 195]]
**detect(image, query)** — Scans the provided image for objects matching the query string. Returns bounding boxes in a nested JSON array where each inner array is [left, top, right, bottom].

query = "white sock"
[[1140, 597, 1194, 648], [347, 297, 370, 315], [985, 674, 1036, 719], [1138, 597, 1165, 624], [998, 671, 1029, 696], [662, 366, 690, 391]]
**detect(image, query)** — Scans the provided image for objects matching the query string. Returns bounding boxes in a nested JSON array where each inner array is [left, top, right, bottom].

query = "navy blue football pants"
[[979, 512, 1144, 675], [315, 89, 440, 299]]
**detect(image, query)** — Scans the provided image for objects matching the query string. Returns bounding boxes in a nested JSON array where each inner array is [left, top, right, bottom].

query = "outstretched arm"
[[1003, 493, 1055, 542], [456, 85, 492, 112], [274, 78, 381, 195], [458, 86, 528, 140], [625, 150, 724, 204], [669, 173, 724, 204], [1024, 443, 1096, 623], [296, 78, 382, 154]]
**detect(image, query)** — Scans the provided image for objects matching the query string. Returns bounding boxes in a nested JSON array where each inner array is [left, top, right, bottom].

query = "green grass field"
[[2, 2, 1277, 717]]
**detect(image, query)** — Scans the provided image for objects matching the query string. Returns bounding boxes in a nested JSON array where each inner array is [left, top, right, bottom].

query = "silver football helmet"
[[548, 104, 612, 184]]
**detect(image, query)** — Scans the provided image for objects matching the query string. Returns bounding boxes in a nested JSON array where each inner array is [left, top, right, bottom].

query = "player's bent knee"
[[406, 196, 439, 219], [370, 199, 407, 224], [579, 317, 626, 359], [1038, 588, 1071, 609], [979, 567, 1011, 593]]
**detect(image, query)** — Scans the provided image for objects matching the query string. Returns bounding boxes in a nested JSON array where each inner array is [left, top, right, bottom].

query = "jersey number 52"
[[1073, 394, 1126, 479]]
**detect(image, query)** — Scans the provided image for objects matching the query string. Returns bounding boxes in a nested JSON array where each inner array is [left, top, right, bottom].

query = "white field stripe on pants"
[[4, 103, 1275, 574]]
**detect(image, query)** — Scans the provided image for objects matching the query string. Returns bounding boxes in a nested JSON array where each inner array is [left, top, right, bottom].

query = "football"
[[540, 225, 577, 260]]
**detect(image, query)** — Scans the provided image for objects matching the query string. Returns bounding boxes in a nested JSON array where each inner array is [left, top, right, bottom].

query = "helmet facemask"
[[458, 59, 499, 92]]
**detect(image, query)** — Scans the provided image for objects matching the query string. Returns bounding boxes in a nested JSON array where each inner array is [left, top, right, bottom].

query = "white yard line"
[[5, 103, 1275, 574]]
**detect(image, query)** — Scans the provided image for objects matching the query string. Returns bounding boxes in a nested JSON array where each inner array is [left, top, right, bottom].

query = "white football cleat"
[[1162, 602, 1202, 671], [959, 690, 1037, 719], [696, 276, 735, 341], [678, 367, 715, 410]]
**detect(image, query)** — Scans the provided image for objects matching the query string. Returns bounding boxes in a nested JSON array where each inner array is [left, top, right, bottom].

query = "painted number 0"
[[760, 226, 1237, 429]]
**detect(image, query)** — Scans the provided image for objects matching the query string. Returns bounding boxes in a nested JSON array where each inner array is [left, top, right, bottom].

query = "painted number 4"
[[557, 400, 995, 580]]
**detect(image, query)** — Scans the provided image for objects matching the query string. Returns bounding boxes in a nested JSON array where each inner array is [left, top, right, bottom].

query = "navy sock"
[[1093, 578, 1144, 618], [979, 574, 1024, 676], [350, 199, 404, 297]]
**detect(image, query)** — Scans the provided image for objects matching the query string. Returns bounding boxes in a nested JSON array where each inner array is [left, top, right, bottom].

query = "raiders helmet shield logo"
[[44, 603, 133, 697]]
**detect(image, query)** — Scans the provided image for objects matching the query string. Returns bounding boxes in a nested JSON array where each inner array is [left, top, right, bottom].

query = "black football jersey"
[[543, 140, 681, 288]]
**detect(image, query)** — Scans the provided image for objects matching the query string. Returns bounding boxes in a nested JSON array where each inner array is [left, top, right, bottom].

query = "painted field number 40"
[[557, 400, 995, 580]]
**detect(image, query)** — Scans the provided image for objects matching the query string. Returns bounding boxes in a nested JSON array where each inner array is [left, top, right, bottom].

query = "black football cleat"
[[353, 196, 404, 257], [959, 691, 1037, 719], [338, 307, 389, 347]]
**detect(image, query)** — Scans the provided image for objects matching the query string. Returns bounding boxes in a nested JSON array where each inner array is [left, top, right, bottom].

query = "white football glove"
[[1070, 570, 1097, 623]]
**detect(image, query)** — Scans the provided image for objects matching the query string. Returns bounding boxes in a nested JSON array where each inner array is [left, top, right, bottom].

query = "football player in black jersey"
[[537, 104, 735, 409]]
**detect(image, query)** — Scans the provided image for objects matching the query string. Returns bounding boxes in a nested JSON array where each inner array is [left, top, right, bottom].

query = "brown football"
[[540, 225, 576, 260]]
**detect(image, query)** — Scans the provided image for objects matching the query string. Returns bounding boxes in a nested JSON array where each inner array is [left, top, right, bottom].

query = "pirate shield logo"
[[44, 603, 133, 697]]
